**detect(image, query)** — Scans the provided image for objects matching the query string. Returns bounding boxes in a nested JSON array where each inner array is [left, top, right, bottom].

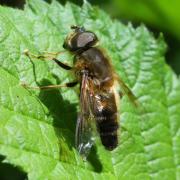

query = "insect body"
[[63, 26, 121, 156], [24, 26, 137, 158]]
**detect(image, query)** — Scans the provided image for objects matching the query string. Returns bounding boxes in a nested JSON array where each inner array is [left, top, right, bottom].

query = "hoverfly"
[[24, 25, 137, 158]]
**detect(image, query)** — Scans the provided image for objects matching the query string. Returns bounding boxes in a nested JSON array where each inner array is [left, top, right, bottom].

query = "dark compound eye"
[[63, 28, 98, 52], [76, 32, 97, 48]]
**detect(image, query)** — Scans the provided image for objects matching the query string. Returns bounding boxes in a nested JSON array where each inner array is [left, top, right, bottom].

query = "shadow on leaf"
[[37, 78, 103, 172]]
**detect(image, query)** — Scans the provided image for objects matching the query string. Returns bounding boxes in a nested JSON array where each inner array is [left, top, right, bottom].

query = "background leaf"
[[109, 0, 180, 75], [112, 0, 180, 41], [0, 0, 179, 179]]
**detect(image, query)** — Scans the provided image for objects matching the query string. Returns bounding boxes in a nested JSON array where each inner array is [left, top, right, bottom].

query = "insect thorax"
[[74, 47, 114, 86]]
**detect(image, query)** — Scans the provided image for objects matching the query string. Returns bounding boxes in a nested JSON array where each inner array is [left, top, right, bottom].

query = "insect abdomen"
[[95, 93, 119, 150]]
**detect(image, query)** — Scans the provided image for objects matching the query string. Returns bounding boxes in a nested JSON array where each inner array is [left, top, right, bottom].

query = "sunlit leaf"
[[0, 0, 179, 179]]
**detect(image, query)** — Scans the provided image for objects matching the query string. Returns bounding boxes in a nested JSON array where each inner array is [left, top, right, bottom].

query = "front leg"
[[23, 49, 73, 70]]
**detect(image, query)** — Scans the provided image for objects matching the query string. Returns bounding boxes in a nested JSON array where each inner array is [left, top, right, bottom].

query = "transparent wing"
[[115, 75, 139, 107], [75, 73, 96, 158]]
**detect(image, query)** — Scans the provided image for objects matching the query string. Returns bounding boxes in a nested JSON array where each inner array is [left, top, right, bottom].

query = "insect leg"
[[52, 58, 72, 70], [23, 49, 73, 70], [21, 81, 78, 90], [41, 50, 66, 56]]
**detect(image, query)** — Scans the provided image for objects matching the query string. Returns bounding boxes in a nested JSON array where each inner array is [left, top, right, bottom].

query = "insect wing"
[[116, 75, 148, 116], [116, 76, 139, 107], [75, 74, 96, 158]]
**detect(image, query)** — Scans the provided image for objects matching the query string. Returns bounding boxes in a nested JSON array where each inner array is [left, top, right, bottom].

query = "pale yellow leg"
[[23, 49, 65, 61]]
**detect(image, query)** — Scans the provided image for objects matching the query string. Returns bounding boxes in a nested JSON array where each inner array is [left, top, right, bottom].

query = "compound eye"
[[76, 32, 97, 48], [63, 29, 98, 52]]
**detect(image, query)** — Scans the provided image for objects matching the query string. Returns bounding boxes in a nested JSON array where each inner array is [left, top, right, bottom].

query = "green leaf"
[[112, 0, 180, 41], [0, 0, 179, 179]]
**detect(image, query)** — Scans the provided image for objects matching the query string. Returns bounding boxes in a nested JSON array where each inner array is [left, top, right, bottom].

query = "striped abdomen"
[[94, 91, 119, 150]]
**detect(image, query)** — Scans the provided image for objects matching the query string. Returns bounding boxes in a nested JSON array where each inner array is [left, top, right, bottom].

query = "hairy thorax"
[[74, 47, 114, 88]]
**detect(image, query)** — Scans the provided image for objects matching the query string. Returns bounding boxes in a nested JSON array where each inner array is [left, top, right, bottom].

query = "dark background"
[[0, 0, 179, 179]]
